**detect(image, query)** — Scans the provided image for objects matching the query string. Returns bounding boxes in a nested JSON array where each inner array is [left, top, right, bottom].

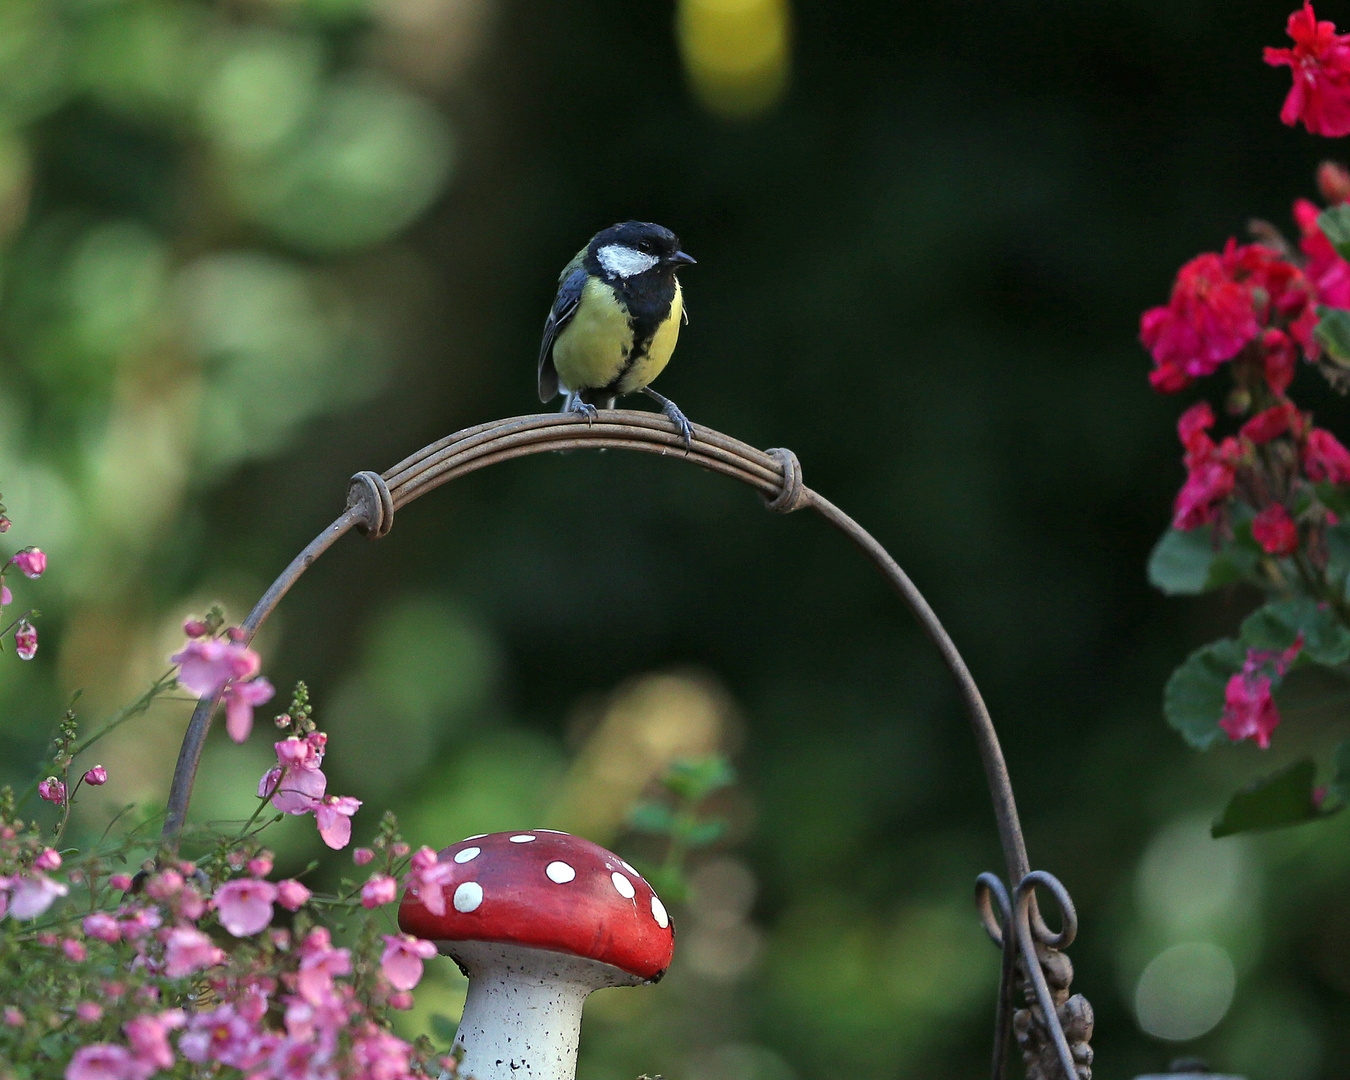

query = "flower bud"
[[83, 765, 108, 786], [37, 777, 65, 805], [1319, 160, 1350, 204], [353, 848, 375, 867]]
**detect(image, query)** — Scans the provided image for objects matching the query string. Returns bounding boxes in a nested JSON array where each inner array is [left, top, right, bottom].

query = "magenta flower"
[[315, 795, 361, 850], [33, 848, 61, 871], [163, 927, 226, 977], [213, 878, 277, 937], [275, 879, 311, 911], [224, 676, 275, 743], [1265, 2, 1350, 137], [380, 934, 437, 991], [1304, 427, 1350, 483], [83, 765, 108, 786], [62, 938, 86, 961], [296, 927, 352, 1005], [182, 617, 210, 639], [361, 874, 397, 909], [352, 847, 375, 867], [83, 913, 121, 943], [1, 584, 10, 607], [75, 1002, 103, 1023], [14, 618, 37, 661], [65, 1044, 138, 1080], [3, 1007, 22, 1027], [8, 873, 68, 920], [1220, 637, 1304, 749], [123, 1010, 184, 1071], [405, 846, 456, 917], [169, 637, 260, 697], [37, 776, 63, 805], [260, 741, 328, 815], [247, 854, 273, 878], [1252, 503, 1300, 555], [10, 548, 45, 579]]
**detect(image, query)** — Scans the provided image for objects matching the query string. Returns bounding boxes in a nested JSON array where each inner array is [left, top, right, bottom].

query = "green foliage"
[[1314, 306, 1350, 368], [1148, 526, 1258, 595], [1163, 638, 1246, 749], [1318, 206, 1350, 261], [1211, 759, 1337, 837], [1240, 596, 1350, 665], [626, 755, 734, 902]]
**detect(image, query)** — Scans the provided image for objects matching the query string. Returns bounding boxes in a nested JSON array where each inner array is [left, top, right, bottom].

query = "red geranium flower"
[[1265, 2, 1350, 137]]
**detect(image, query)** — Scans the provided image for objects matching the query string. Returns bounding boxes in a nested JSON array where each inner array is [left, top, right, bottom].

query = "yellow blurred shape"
[[549, 672, 732, 843], [676, 0, 791, 120]]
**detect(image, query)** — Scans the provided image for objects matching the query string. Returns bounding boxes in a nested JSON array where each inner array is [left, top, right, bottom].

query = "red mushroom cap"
[[398, 831, 674, 981]]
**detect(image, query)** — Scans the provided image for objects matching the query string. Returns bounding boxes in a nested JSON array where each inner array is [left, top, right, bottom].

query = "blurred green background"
[[4, 0, 1350, 1077]]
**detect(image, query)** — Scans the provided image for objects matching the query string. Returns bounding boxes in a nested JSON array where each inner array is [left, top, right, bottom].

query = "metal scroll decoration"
[[161, 410, 1094, 1080]]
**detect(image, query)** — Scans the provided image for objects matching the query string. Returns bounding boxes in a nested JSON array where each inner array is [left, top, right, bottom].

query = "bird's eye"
[[635, 241, 653, 254]]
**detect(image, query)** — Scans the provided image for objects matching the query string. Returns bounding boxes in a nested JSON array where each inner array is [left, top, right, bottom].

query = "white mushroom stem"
[[444, 941, 643, 1080]]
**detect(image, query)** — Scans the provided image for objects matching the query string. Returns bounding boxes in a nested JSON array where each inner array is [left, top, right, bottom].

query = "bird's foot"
[[642, 388, 694, 449], [566, 395, 600, 425]]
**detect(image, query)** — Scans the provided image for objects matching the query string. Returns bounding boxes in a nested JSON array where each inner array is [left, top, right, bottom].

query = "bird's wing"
[[538, 266, 589, 402]]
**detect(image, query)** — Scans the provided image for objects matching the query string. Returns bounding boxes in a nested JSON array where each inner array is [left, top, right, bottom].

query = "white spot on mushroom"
[[611, 872, 636, 899], [454, 847, 481, 864], [620, 860, 638, 875], [454, 881, 484, 912], [510, 834, 536, 843], [463, 834, 487, 841], [546, 861, 576, 883], [651, 895, 669, 928]]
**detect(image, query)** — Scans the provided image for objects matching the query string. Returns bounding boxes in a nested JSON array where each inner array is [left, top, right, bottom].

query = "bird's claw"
[[567, 398, 599, 425], [662, 401, 695, 449]]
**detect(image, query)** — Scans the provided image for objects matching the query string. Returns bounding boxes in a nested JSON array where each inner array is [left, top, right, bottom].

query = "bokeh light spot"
[[1134, 941, 1236, 1041]]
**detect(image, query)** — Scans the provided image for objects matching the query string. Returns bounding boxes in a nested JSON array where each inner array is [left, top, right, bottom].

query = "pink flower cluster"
[[258, 734, 362, 850], [1169, 397, 1350, 557], [170, 622, 275, 743], [1141, 239, 1317, 396], [1220, 636, 1305, 748], [1266, 3, 1350, 138], [2, 547, 45, 660]]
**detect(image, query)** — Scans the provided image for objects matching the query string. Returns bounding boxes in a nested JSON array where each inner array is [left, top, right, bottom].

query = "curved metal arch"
[[161, 410, 1089, 1080]]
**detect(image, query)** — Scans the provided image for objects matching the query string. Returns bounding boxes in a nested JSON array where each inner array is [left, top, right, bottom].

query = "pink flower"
[[15, 618, 37, 660], [353, 848, 375, 866], [315, 796, 361, 850], [0, 515, 9, 533], [124, 1011, 184, 1072], [1320, 159, 1350, 202], [65, 1044, 137, 1080], [296, 927, 352, 1005], [83, 765, 108, 786], [261, 737, 328, 814], [225, 677, 275, 743], [213, 878, 277, 937], [405, 847, 456, 917], [1304, 427, 1350, 483], [275, 879, 311, 911], [109, 874, 133, 892], [163, 926, 226, 977], [1, 584, 10, 607], [118, 907, 161, 940], [182, 617, 210, 639], [1266, 3, 1350, 137], [388, 990, 414, 1010], [361, 874, 397, 909], [381, 934, 437, 990], [9, 873, 68, 919], [1142, 245, 1260, 391], [1240, 401, 1301, 445], [1173, 453, 1238, 531], [83, 912, 121, 943], [63, 938, 87, 961], [37, 776, 64, 804], [247, 853, 273, 878], [1220, 638, 1303, 748], [1294, 197, 1350, 307], [4, 1006, 22, 1027], [33, 848, 61, 871], [145, 871, 183, 901], [10, 548, 45, 578], [169, 637, 260, 698], [1253, 504, 1300, 555], [75, 1002, 103, 1023]]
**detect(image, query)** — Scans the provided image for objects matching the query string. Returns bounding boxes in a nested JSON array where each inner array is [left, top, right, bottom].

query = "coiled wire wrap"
[[162, 410, 1087, 1080]]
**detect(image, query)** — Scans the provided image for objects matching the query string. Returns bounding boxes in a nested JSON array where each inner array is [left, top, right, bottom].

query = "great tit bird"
[[538, 221, 697, 444]]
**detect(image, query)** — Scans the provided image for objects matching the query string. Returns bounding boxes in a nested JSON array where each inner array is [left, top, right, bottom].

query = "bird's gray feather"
[[537, 266, 588, 402]]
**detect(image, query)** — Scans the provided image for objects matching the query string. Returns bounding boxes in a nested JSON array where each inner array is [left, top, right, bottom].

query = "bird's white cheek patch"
[[597, 244, 658, 279]]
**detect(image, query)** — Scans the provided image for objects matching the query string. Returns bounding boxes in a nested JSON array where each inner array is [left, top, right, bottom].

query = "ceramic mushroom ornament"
[[399, 830, 675, 1080]]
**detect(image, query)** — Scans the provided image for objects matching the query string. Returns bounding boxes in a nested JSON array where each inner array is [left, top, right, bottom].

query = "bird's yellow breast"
[[552, 278, 682, 396]]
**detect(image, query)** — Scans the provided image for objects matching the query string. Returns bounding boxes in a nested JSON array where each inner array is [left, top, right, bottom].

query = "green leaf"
[[663, 756, 735, 800], [1319, 206, 1350, 260], [1163, 639, 1246, 749], [627, 802, 675, 833], [1240, 596, 1350, 665], [1315, 306, 1350, 366], [1147, 527, 1257, 596], [430, 1014, 459, 1042], [680, 819, 726, 847], [1212, 759, 1334, 837], [1330, 740, 1350, 806]]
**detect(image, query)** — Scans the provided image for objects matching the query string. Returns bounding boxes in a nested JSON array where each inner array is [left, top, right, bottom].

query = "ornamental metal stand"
[[160, 412, 1094, 1080]]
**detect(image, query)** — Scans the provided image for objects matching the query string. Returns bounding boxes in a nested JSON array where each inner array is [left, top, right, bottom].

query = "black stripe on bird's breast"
[[603, 276, 675, 390]]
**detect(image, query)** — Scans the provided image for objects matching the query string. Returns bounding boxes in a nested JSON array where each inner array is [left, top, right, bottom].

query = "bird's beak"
[[668, 251, 697, 266]]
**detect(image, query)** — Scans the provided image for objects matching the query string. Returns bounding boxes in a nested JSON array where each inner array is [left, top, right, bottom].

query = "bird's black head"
[[588, 221, 695, 281]]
